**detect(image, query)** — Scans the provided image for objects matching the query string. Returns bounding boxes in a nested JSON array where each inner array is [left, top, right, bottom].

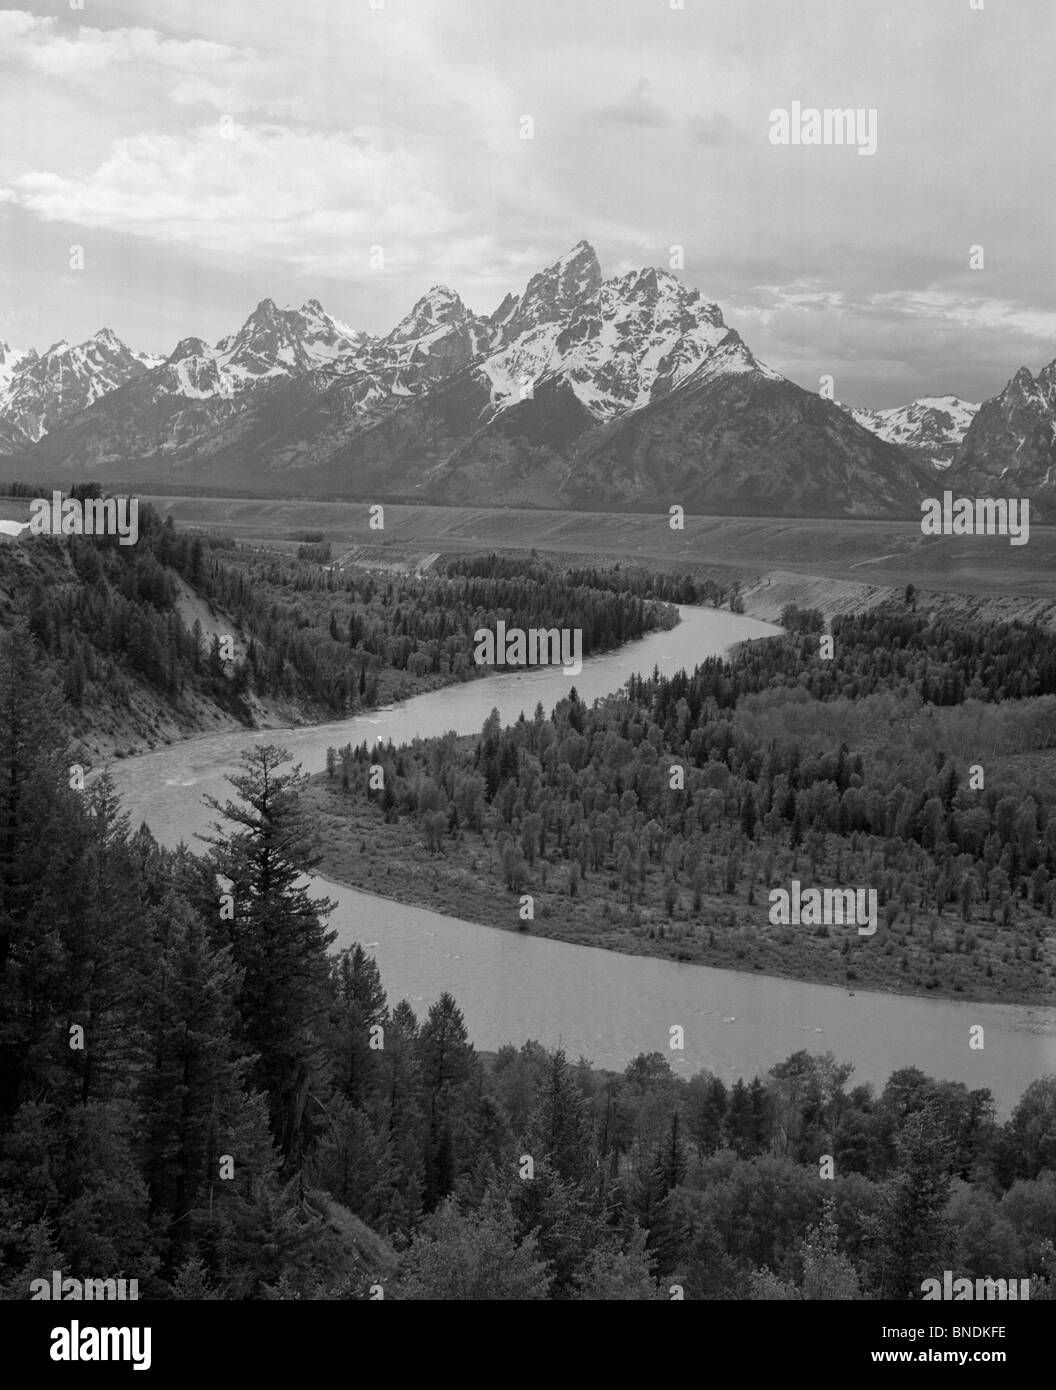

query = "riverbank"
[[83, 660, 474, 765], [304, 770, 1053, 1008]]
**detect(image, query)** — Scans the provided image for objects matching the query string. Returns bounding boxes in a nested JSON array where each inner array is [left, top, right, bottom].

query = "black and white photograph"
[[0, 0, 1053, 1362]]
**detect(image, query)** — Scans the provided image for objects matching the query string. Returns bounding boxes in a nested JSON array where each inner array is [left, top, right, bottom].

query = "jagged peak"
[[705, 327, 779, 379], [623, 263, 672, 283], [501, 243, 603, 338], [231, 299, 284, 336], [419, 284, 462, 305], [488, 291, 519, 323], [556, 238, 599, 265], [384, 285, 470, 344], [294, 298, 367, 344], [168, 336, 212, 363], [609, 264, 696, 296], [538, 240, 601, 280]]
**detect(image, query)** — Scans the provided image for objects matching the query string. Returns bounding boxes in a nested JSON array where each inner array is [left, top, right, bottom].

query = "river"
[[104, 605, 1056, 1111]]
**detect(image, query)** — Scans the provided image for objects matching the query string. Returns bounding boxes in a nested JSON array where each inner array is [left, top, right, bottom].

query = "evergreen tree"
[[57, 775, 151, 1107], [528, 1048, 596, 1190], [379, 1000, 426, 1223], [328, 945, 386, 1109], [203, 745, 335, 1171], [0, 627, 76, 1115], [137, 894, 252, 1251], [868, 1102, 954, 1298], [726, 1079, 755, 1157], [0, 1097, 158, 1286], [418, 993, 476, 1209], [685, 1072, 728, 1158]]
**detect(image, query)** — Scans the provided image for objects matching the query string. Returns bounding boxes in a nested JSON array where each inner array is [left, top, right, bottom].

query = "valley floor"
[[140, 494, 1056, 619]]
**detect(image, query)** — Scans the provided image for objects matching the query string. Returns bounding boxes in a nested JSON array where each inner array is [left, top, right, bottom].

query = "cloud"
[[688, 112, 741, 146], [0, 12, 255, 84], [727, 280, 1056, 406], [0, 10, 44, 45], [866, 290, 1056, 343], [5, 124, 466, 270], [746, 282, 1056, 344], [594, 79, 672, 129]]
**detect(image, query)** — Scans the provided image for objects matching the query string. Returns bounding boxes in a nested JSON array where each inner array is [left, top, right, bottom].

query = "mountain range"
[[1, 241, 1051, 517], [846, 397, 979, 472]]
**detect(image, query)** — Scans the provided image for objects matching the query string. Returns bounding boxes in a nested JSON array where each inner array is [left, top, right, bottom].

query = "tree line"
[[682, 608, 1056, 708]]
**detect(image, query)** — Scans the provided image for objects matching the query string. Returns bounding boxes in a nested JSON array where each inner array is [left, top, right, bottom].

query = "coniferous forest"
[[1, 628, 1053, 1301], [0, 494, 694, 756], [312, 607, 1056, 1002]]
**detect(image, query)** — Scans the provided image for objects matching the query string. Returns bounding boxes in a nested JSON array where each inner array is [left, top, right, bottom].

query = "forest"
[[0, 627, 1052, 1300], [0, 493, 690, 748], [314, 606, 1056, 1002], [204, 545, 684, 708]]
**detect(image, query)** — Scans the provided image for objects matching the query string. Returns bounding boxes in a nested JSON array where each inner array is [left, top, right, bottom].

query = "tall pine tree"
[[203, 745, 335, 1171]]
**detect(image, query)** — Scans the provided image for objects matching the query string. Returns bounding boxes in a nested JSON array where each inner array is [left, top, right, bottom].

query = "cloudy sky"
[[0, 0, 1053, 407]]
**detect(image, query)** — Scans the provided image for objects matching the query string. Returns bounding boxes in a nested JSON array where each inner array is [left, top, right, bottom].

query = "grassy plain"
[[124, 495, 1056, 612]]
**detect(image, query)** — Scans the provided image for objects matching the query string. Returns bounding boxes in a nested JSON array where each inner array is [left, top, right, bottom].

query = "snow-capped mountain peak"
[[1000, 363, 1056, 414], [500, 241, 603, 341], [0, 329, 156, 447], [0, 341, 35, 394], [285, 299, 371, 359], [1034, 360, 1056, 407], [168, 336, 211, 364], [201, 297, 371, 387], [384, 285, 474, 345], [479, 256, 759, 420], [848, 394, 979, 470]]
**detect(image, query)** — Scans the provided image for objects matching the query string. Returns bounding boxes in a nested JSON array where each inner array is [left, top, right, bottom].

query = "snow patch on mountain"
[[154, 299, 374, 402], [479, 261, 774, 420], [848, 395, 979, 469], [0, 330, 155, 446], [0, 341, 36, 395]]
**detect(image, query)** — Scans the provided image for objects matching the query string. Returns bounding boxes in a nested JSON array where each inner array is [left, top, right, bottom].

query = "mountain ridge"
[[5, 243, 1041, 518], [946, 361, 1056, 515], [847, 395, 979, 471]]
